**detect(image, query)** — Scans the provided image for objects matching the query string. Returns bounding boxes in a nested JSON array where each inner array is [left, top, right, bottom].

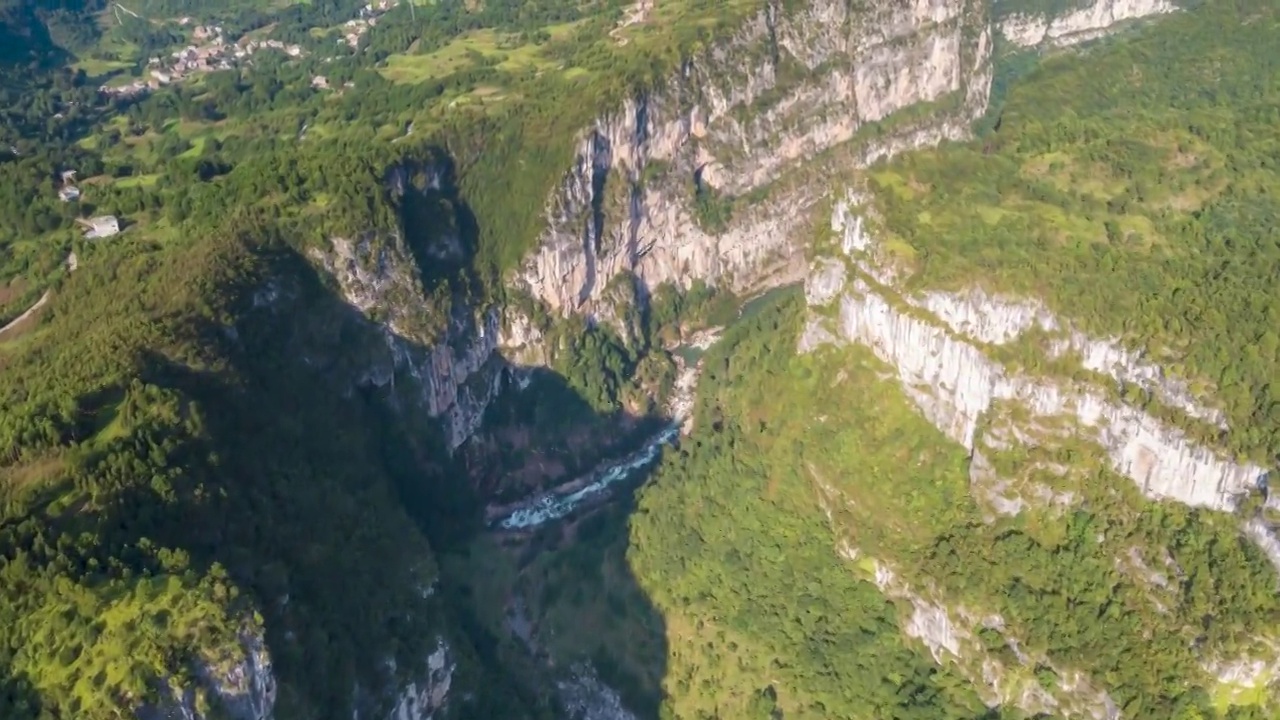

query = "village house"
[[81, 216, 121, 240], [58, 186, 81, 202]]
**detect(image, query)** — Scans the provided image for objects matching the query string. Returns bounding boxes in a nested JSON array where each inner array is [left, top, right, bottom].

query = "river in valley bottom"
[[491, 423, 681, 530], [488, 284, 800, 531]]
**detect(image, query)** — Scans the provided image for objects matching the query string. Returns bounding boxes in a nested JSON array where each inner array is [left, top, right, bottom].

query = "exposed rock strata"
[[1202, 626, 1280, 710], [814, 475, 1119, 719], [313, 0, 1000, 447], [804, 194, 1268, 514], [916, 286, 1227, 428], [556, 663, 638, 720], [312, 0, 1181, 456], [999, 0, 1177, 48], [517, 0, 994, 315], [312, 234, 506, 449]]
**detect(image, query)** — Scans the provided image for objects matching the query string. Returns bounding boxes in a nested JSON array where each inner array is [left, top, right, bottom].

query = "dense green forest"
[[0, 220, 555, 719]]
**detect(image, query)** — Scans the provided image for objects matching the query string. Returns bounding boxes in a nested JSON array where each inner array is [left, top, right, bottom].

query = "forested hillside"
[[0, 218, 554, 718], [873, 0, 1280, 461], [0, 0, 775, 714], [2, 0, 1278, 717], [488, 2, 1280, 719], [622, 293, 1277, 720]]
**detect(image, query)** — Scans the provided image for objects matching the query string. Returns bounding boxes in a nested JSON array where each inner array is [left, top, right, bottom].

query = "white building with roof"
[[83, 215, 120, 239]]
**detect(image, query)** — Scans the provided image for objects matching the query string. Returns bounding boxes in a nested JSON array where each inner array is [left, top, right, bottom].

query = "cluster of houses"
[[100, 24, 305, 99], [341, 0, 398, 48], [56, 170, 122, 240], [94, 0, 408, 100]]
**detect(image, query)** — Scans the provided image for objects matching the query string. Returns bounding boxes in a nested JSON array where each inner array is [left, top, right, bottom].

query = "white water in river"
[[495, 424, 680, 530], [494, 286, 797, 531]]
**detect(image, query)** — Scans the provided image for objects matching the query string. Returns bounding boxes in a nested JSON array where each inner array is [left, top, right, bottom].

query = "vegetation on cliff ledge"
[[3, 0, 1279, 717], [452, 2, 1280, 719], [871, 0, 1280, 462], [0, 0, 775, 714]]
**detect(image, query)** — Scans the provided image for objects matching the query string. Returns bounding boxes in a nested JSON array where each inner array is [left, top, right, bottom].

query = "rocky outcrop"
[[802, 193, 1268, 514], [999, 0, 1176, 48], [872, 561, 1120, 720], [556, 664, 638, 720], [1245, 516, 1280, 574], [1205, 639, 1280, 707], [344, 642, 456, 720], [312, 233, 507, 449], [812, 476, 1119, 719], [968, 444, 1077, 520], [386, 642, 455, 720], [199, 633, 276, 720], [517, 0, 994, 315], [139, 631, 277, 720]]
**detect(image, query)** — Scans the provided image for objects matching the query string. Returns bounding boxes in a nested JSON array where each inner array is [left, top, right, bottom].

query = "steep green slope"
[[497, 3, 1280, 719], [872, 0, 1280, 461], [0, 226, 541, 719], [629, 293, 995, 720], [625, 292, 1277, 720]]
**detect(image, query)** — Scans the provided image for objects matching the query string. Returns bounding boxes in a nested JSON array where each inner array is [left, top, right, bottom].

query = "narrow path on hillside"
[[608, 0, 652, 45], [0, 252, 77, 340], [0, 290, 52, 339]]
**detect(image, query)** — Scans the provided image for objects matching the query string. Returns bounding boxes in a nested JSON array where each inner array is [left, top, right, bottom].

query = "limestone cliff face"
[[803, 190, 1276, 548], [313, 0, 1179, 453], [805, 191, 1280, 714], [517, 0, 994, 315], [309, 0, 1001, 446], [312, 233, 506, 450], [998, 0, 1176, 48], [382, 641, 456, 720], [803, 193, 1269, 514]]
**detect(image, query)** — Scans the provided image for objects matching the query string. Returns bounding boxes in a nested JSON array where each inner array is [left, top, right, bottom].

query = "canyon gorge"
[[4, 0, 1276, 717], [264, 0, 1280, 717]]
